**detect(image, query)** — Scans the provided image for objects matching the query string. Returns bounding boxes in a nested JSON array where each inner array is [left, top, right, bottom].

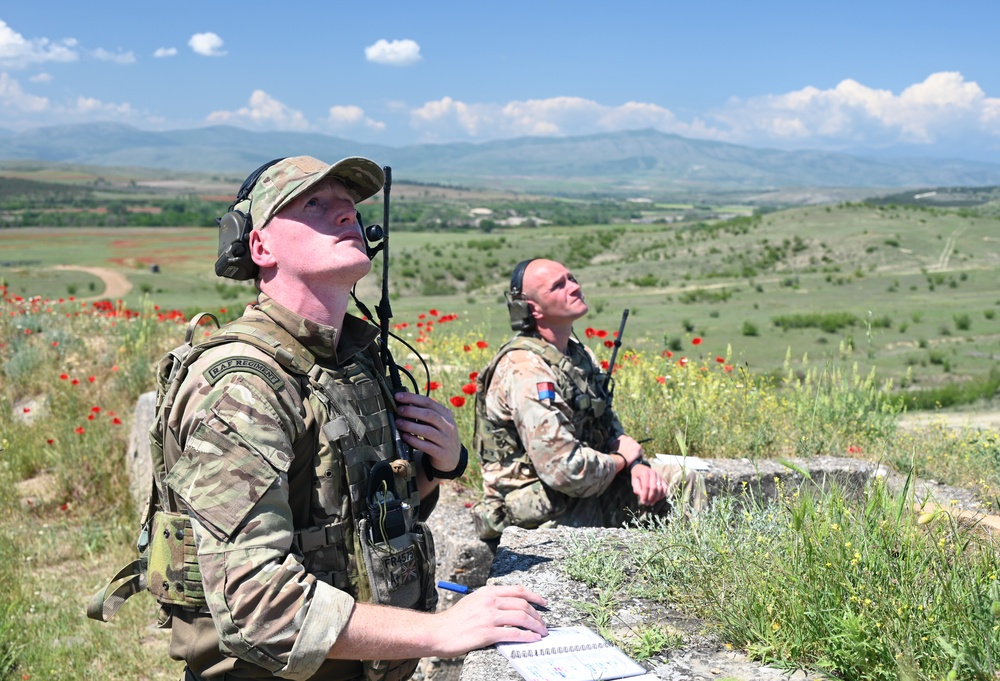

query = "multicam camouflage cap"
[[248, 156, 384, 229]]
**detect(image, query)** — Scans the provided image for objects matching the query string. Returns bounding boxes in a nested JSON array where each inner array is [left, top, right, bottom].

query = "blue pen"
[[437, 580, 472, 594], [437, 581, 549, 611]]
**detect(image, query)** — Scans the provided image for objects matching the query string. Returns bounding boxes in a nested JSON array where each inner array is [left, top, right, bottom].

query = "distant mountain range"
[[1, 123, 999, 192]]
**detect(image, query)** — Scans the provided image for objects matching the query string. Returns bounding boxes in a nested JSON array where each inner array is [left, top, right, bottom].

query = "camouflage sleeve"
[[167, 345, 354, 680], [487, 349, 618, 497]]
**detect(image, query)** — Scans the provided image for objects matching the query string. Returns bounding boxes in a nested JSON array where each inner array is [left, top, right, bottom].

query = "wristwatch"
[[627, 456, 651, 473], [423, 444, 469, 481]]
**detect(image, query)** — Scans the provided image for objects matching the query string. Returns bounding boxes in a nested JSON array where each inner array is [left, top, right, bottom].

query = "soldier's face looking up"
[[523, 260, 589, 325], [254, 178, 372, 287]]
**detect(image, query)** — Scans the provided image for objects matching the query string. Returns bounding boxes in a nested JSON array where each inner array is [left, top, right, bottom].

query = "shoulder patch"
[[204, 356, 284, 390]]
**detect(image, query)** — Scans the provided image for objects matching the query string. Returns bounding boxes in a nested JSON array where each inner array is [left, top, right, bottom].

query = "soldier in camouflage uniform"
[[472, 259, 705, 540], [163, 157, 547, 680]]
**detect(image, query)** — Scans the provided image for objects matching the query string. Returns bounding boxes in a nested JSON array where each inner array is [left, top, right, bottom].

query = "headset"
[[214, 158, 285, 281], [214, 158, 387, 281], [505, 258, 536, 332]]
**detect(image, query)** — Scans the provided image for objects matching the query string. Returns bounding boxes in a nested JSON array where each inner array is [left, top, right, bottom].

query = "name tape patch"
[[204, 357, 284, 390]]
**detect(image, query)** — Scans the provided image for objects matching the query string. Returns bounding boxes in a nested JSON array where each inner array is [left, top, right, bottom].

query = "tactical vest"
[[89, 310, 436, 681], [471, 335, 616, 537]]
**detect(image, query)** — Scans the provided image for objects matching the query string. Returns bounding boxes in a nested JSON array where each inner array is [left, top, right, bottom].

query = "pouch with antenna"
[[366, 460, 405, 544]]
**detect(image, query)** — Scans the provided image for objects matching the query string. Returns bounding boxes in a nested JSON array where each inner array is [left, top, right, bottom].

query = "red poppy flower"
[[692, 337, 702, 346], [596, 329, 608, 339], [87, 376, 95, 383], [46, 439, 54, 445], [716, 356, 725, 363], [429, 308, 439, 316], [848, 445, 862, 454], [405, 364, 413, 371], [91, 406, 101, 413], [476, 340, 489, 349], [87, 414, 95, 421], [111, 365, 119, 372], [462, 383, 477, 395], [219, 308, 227, 314], [112, 417, 122, 425], [585, 327, 596, 338], [678, 357, 689, 367], [468, 371, 479, 380], [463, 345, 472, 352], [425, 381, 441, 391], [60, 373, 69, 380], [22, 407, 30, 413], [656, 376, 666, 385], [724, 365, 733, 373], [600, 360, 609, 370], [449, 396, 466, 408], [51, 341, 59, 347], [74, 426, 85, 435], [71, 379, 80, 385], [60, 503, 69, 512], [604, 340, 614, 348], [418, 314, 426, 320]]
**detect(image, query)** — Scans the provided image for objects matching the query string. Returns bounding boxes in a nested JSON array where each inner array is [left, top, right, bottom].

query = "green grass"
[[566, 477, 1000, 680]]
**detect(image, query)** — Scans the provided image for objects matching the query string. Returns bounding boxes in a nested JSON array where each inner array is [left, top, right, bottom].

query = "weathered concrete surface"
[[125, 390, 156, 513], [461, 526, 831, 681]]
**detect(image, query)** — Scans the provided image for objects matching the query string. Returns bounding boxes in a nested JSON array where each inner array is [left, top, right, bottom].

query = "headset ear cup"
[[214, 210, 258, 280], [505, 292, 535, 332]]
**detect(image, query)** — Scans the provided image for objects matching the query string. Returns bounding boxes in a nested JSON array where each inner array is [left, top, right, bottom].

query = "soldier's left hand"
[[394, 392, 462, 472], [630, 464, 668, 506]]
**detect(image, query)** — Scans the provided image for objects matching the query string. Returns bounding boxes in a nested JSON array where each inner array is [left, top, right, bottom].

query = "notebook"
[[495, 626, 653, 681]]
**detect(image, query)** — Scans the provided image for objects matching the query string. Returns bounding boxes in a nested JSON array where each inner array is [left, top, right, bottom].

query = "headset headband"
[[509, 258, 536, 296], [229, 157, 286, 211]]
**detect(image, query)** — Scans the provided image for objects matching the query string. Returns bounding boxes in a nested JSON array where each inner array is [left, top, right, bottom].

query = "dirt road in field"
[[51, 265, 133, 300], [898, 410, 1000, 431]]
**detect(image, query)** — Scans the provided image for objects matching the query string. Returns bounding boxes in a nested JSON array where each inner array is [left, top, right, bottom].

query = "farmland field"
[[2, 199, 999, 395]]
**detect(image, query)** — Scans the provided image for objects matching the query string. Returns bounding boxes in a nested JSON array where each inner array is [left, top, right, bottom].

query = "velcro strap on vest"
[[86, 559, 146, 622], [295, 520, 345, 553]]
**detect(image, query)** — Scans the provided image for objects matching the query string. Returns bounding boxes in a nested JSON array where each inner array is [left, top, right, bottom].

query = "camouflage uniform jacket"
[[473, 335, 624, 530], [164, 294, 435, 681]]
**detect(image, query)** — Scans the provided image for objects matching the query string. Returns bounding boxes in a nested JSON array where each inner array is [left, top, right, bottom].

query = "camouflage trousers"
[[472, 461, 706, 539], [552, 460, 706, 530]]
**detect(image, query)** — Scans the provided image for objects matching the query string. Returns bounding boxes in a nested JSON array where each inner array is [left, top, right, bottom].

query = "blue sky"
[[1, 1, 998, 161]]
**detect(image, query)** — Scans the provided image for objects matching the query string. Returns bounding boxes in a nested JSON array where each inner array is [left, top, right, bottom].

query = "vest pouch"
[[503, 480, 567, 528], [358, 519, 437, 612], [147, 511, 206, 608]]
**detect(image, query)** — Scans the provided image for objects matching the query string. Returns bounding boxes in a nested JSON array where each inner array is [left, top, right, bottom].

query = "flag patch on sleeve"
[[536, 382, 556, 401]]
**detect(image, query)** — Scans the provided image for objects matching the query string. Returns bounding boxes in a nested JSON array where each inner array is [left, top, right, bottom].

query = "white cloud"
[[207, 89, 309, 131], [0, 20, 77, 68], [710, 71, 1000, 148], [327, 105, 385, 132], [188, 32, 225, 57], [410, 95, 704, 140], [29, 72, 52, 83], [365, 39, 421, 66], [153, 47, 177, 58], [0, 72, 49, 112], [72, 95, 133, 116], [92, 48, 136, 65]]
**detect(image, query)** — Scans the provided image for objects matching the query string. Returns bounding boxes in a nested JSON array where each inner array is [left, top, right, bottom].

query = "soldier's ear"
[[527, 300, 543, 319], [248, 228, 277, 269]]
